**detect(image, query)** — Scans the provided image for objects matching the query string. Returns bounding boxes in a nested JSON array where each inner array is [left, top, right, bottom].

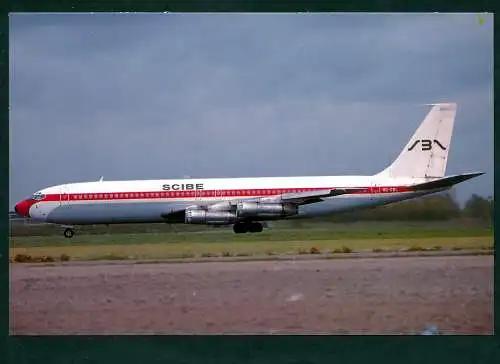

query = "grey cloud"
[[9, 13, 493, 207]]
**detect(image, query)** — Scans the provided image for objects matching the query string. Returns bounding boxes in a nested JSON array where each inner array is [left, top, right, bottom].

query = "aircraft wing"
[[161, 187, 368, 221], [260, 187, 368, 205]]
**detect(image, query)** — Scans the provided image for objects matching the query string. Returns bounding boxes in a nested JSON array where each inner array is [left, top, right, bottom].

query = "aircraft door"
[[60, 185, 70, 205], [371, 181, 381, 200]]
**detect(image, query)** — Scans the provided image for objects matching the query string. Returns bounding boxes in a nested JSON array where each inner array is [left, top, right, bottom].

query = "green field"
[[9, 221, 493, 262], [10, 220, 493, 247]]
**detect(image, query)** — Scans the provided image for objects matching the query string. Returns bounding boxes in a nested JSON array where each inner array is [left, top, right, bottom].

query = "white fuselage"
[[18, 174, 441, 225]]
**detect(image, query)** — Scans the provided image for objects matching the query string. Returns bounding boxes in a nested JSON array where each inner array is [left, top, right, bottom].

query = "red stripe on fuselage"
[[37, 186, 414, 203]]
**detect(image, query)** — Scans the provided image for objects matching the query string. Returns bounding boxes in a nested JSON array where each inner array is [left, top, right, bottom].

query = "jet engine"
[[185, 209, 238, 225], [236, 202, 298, 218]]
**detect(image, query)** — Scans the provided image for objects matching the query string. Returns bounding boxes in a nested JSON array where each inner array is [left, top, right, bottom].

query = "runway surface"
[[10, 255, 493, 334]]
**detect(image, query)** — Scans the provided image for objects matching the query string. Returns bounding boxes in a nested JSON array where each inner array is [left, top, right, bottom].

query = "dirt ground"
[[10, 255, 493, 335]]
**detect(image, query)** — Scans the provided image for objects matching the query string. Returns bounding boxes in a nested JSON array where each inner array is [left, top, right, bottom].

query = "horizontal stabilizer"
[[411, 172, 484, 191]]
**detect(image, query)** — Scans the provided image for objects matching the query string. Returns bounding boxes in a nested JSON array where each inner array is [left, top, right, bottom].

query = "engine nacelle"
[[236, 202, 298, 218], [185, 209, 238, 225], [208, 201, 233, 211]]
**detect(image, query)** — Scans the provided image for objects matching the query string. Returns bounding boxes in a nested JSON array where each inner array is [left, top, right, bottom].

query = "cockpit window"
[[32, 192, 45, 201]]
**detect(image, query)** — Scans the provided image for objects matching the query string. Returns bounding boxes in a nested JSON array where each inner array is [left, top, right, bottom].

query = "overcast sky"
[[9, 13, 493, 208]]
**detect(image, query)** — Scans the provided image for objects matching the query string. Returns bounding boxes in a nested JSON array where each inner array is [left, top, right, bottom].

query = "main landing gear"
[[63, 228, 75, 239], [233, 222, 263, 234]]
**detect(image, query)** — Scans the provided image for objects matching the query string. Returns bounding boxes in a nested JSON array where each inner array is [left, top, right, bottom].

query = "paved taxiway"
[[10, 255, 492, 334]]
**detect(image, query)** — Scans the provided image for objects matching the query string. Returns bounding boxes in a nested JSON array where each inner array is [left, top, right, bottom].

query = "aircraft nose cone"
[[15, 200, 31, 217]]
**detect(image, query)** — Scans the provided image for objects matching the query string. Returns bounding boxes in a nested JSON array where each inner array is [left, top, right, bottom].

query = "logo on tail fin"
[[407, 139, 447, 151]]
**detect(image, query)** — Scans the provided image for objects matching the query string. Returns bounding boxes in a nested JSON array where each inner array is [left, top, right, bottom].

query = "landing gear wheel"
[[64, 228, 74, 239], [233, 223, 247, 234], [248, 222, 263, 233], [233, 222, 264, 234]]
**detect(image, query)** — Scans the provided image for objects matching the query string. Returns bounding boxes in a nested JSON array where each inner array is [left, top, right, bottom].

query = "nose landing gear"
[[63, 228, 75, 239]]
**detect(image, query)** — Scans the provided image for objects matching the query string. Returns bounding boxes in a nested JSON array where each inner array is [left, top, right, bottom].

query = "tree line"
[[318, 193, 493, 223]]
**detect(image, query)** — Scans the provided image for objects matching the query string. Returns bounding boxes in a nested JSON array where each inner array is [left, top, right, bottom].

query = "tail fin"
[[377, 103, 457, 179]]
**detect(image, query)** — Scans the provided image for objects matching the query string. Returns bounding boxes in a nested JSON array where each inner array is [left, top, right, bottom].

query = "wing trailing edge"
[[263, 187, 368, 205]]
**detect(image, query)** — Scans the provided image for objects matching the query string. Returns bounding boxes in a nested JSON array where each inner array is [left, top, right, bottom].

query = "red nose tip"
[[15, 200, 32, 217]]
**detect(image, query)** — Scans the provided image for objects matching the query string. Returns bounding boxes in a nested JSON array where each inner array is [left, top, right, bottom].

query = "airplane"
[[14, 102, 483, 238]]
